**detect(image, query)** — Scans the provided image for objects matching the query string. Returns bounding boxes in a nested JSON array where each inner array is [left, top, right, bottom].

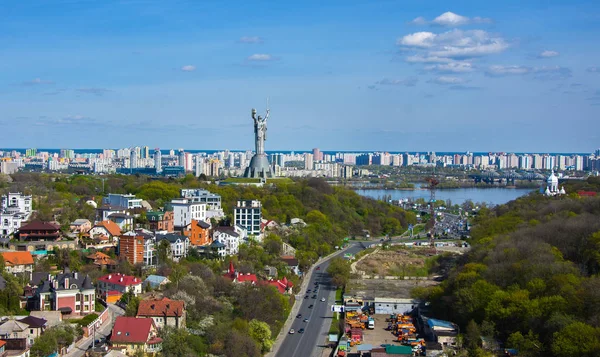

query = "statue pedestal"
[[244, 153, 273, 179]]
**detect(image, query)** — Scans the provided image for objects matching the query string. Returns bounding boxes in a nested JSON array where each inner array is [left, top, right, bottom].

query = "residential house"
[[0, 320, 29, 345], [110, 317, 162, 355], [107, 213, 134, 231], [103, 194, 142, 210], [170, 199, 206, 231], [97, 273, 143, 299], [16, 316, 46, 346], [33, 269, 96, 315], [186, 219, 211, 247], [16, 221, 60, 242], [1, 252, 34, 280], [144, 275, 169, 290], [281, 256, 301, 275], [88, 220, 121, 244], [0, 212, 27, 238], [136, 297, 186, 329], [69, 219, 92, 234], [180, 189, 224, 219], [1, 193, 32, 218], [85, 252, 118, 270], [233, 200, 262, 240], [96, 204, 128, 222], [223, 262, 257, 284], [146, 210, 174, 232], [212, 226, 240, 256], [264, 277, 294, 294], [155, 233, 189, 262], [208, 240, 226, 258], [118, 233, 145, 265]]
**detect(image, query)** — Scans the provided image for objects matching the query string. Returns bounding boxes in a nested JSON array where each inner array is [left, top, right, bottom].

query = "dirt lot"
[[346, 278, 438, 300], [355, 247, 433, 277]]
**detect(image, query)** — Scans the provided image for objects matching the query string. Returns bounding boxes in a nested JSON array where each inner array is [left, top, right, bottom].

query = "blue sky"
[[1, 0, 599, 153]]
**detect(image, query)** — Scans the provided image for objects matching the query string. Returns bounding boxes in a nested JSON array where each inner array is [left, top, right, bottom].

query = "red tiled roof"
[[2, 251, 34, 266], [98, 273, 141, 287], [96, 220, 121, 237], [111, 317, 155, 344], [0, 340, 6, 348], [262, 278, 294, 293], [19, 220, 60, 232], [137, 297, 185, 317]]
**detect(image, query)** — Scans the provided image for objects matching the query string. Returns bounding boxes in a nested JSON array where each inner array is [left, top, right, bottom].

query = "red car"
[[316, 266, 321, 270]]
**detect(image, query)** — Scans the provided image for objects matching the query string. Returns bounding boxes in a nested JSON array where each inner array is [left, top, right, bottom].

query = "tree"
[[551, 322, 600, 357], [327, 258, 351, 287], [159, 327, 195, 357], [169, 264, 187, 289], [157, 239, 171, 265], [248, 319, 273, 353], [30, 324, 78, 357]]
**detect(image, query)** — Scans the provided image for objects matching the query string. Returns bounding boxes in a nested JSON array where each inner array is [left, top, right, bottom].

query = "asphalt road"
[[276, 244, 367, 357], [64, 304, 125, 357]]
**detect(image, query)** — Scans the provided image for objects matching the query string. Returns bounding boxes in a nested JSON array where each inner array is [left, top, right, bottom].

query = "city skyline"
[[1, 0, 599, 151]]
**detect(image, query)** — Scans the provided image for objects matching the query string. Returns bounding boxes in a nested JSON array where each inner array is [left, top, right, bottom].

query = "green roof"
[[385, 345, 413, 355]]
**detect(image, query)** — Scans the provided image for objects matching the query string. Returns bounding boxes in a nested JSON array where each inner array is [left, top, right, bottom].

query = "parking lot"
[[360, 314, 398, 348]]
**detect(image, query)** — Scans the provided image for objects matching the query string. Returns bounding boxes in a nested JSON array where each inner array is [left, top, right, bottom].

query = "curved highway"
[[276, 244, 366, 357]]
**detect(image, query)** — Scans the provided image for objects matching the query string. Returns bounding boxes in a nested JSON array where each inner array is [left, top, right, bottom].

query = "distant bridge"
[[468, 171, 546, 184]]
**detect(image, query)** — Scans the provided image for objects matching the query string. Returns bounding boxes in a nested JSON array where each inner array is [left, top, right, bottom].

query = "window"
[[85, 295, 89, 302]]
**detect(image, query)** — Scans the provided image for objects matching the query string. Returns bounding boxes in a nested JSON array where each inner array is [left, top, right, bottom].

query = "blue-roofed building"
[[144, 275, 170, 290], [424, 317, 459, 348]]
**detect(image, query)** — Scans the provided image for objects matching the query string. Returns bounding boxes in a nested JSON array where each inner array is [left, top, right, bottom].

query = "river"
[[355, 187, 534, 206]]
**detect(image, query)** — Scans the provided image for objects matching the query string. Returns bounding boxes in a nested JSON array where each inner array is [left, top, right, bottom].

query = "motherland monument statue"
[[244, 101, 273, 179]]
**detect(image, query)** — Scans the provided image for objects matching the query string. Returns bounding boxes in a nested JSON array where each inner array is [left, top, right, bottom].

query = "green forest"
[[414, 177, 600, 357]]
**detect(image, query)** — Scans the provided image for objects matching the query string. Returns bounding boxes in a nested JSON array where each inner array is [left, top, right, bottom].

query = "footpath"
[[266, 247, 349, 357]]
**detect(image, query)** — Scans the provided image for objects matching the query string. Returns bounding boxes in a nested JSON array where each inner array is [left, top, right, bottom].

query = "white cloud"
[[247, 54, 275, 61], [399, 29, 509, 59], [238, 36, 263, 44], [398, 32, 437, 47], [410, 12, 493, 27], [21, 78, 54, 86], [424, 61, 475, 73], [433, 12, 470, 26], [538, 50, 559, 58], [405, 55, 454, 63], [587, 66, 600, 73], [485, 65, 572, 80], [377, 77, 419, 87], [181, 65, 196, 72], [432, 76, 466, 85], [486, 65, 532, 76], [409, 16, 427, 25]]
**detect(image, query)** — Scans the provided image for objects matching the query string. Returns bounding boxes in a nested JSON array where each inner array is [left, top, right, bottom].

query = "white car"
[[289, 329, 295, 334], [320, 297, 326, 302]]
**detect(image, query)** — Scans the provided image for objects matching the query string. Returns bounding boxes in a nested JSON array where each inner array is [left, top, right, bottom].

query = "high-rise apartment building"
[[234, 200, 262, 239], [312, 148, 323, 162], [154, 148, 162, 173], [304, 153, 314, 170]]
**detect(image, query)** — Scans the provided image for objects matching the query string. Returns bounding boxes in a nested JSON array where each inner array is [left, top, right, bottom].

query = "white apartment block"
[[213, 227, 240, 256], [1, 192, 32, 217], [171, 199, 206, 228], [234, 200, 262, 239]]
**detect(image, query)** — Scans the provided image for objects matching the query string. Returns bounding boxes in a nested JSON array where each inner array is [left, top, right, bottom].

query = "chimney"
[[64, 278, 69, 289], [47, 274, 51, 281], [74, 272, 78, 280], [151, 304, 155, 310], [108, 274, 112, 279]]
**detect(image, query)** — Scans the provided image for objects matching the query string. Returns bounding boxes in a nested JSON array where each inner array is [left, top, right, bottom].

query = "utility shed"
[[374, 297, 416, 315]]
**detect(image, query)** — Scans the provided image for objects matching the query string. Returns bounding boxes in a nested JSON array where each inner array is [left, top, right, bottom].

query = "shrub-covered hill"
[[415, 179, 600, 357]]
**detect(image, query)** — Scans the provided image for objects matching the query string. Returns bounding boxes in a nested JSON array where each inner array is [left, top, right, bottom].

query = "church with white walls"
[[542, 171, 566, 196]]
